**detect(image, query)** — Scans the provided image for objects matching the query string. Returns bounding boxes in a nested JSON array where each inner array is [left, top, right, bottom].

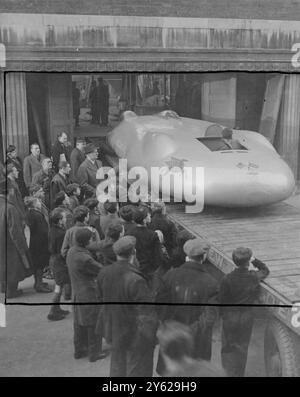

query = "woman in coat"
[[24, 196, 52, 293]]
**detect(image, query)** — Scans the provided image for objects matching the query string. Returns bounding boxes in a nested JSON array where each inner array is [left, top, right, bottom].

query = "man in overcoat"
[[0, 180, 32, 298], [97, 77, 109, 126], [97, 236, 158, 377], [77, 143, 102, 193], [67, 228, 104, 362], [70, 138, 86, 183], [50, 161, 72, 209], [23, 143, 46, 189], [51, 132, 70, 173], [156, 238, 219, 374]]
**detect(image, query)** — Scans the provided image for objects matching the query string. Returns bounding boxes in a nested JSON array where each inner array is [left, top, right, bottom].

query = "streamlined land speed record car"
[[107, 110, 295, 207]]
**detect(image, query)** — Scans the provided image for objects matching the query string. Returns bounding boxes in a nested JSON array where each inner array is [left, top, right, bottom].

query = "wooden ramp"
[[167, 202, 300, 305]]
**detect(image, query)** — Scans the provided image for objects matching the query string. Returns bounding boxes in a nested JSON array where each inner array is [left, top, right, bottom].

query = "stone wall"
[[1, 0, 300, 20]]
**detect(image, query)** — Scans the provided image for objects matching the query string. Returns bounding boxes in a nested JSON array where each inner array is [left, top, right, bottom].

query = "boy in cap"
[[156, 238, 219, 375], [219, 247, 269, 377], [77, 143, 102, 192], [97, 236, 158, 376]]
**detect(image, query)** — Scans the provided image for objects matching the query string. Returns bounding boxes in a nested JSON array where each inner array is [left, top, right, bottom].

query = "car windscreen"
[[196, 137, 248, 152]]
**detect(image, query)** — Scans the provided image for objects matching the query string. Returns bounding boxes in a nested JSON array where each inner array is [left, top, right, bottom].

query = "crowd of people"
[[0, 133, 270, 377]]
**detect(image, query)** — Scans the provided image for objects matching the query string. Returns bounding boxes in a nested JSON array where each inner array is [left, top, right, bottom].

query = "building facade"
[[0, 0, 300, 177]]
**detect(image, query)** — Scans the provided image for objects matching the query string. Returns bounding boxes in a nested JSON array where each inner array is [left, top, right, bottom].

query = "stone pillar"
[[277, 75, 300, 179], [5, 72, 29, 159]]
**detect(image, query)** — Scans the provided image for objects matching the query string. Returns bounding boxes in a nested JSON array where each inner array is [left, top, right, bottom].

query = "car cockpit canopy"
[[198, 124, 248, 152]]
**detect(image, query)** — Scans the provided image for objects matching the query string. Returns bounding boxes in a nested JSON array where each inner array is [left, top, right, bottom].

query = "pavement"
[[0, 274, 266, 377]]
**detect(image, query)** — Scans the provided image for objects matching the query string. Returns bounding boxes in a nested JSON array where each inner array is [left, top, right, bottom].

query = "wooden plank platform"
[[167, 202, 300, 305]]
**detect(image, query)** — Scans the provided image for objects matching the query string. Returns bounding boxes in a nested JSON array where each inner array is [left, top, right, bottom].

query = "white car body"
[[107, 110, 295, 207]]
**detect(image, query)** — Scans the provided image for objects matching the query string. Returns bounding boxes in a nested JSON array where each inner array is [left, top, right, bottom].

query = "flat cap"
[[84, 143, 98, 154], [113, 236, 136, 256], [183, 238, 210, 257]]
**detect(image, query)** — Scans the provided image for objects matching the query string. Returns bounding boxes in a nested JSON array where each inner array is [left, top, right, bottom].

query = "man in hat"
[[219, 247, 269, 377], [70, 138, 86, 183], [77, 143, 102, 193], [97, 236, 158, 376], [156, 238, 219, 374]]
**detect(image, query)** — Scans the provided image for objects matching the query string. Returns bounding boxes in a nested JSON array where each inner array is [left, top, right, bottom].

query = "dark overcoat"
[[157, 260, 219, 360], [77, 158, 102, 190], [0, 196, 32, 285], [70, 147, 85, 183], [26, 208, 50, 270], [7, 178, 26, 221], [6, 156, 27, 197], [97, 260, 157, 347], [49, 223, 69, 286], [50, 173, 71, 209], [51, 140, 70, 173], [67, 245, 102, 326], [126, 225, 164, 275], [149, 213, 178, 255]]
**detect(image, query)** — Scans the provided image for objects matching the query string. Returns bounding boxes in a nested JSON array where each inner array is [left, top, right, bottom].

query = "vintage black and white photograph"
[[0, 0, 300, 379]]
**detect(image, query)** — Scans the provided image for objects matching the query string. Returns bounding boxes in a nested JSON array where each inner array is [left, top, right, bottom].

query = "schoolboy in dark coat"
[[67, 228, 104, 362], [219, 247, 269, 377]]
